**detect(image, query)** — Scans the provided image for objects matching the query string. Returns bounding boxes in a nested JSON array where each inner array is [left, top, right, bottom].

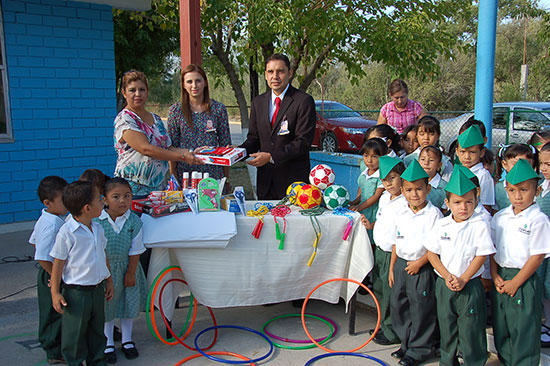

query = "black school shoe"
[[104, 346, 117, 364], [121, 342, 139, 360], [373, 331, 400, 345], [391, 348, 406, 360], [398, 355, 420, 366]]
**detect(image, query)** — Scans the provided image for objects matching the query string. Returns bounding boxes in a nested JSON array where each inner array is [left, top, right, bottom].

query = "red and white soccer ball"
[[309, 164, 335, 190]]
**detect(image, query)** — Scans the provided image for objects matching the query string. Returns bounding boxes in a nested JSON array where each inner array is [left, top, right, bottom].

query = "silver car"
[[439, 102, 550, 152]]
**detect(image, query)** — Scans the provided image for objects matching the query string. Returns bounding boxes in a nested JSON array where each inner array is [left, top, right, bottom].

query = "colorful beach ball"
[[286, 181, 306, 204], [309, 164, 335, 190], [323, 184, 350, 210], [295, 184, 323, 209]]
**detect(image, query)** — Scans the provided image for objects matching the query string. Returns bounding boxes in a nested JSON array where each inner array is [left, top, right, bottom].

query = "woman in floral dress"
[[168, 64, 231, 183], [113, 70, 202, 197]]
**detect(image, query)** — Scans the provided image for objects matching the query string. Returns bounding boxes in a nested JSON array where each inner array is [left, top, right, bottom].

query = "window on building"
[[0, 3, 12, 142]]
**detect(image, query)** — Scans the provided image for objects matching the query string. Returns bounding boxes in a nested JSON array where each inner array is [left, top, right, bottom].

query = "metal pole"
[[473, 0, 498, 147], [180, 0, 202, 69]]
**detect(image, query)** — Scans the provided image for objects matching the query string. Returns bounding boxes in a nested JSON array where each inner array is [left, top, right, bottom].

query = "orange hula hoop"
[[174, 351, 257, 366], [300, 277, 381, 353]]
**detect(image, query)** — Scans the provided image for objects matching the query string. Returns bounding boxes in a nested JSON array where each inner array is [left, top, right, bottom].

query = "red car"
[[312, 100, 377, 153]]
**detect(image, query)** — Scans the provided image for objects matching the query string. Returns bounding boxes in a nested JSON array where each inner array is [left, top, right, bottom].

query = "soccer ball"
[[286, 181, 307, 204], [295, 184, 323, 209], [309, 164, 335, 190], [323, 185, 350, 210]]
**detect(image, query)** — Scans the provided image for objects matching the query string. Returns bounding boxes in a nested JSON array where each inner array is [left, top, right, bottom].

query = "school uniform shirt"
[[537, 179, 550, 216], [373, 192, 407, 252], [50, 217, 111, 286], [491, 203, 550, 269], [97, 210, 146, 256], [392, 201, 443, 261], [424, 212, 495, 279], [29, 209, 66, 262], [403, 147, 421, 167], [428, 173, 447, 209], [494, 180, 511, 211], [470, 162, 495, 206], [440, 155, 454, 182]]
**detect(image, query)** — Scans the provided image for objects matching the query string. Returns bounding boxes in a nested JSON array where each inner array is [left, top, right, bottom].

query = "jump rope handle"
[[342, 220, 352, 241]]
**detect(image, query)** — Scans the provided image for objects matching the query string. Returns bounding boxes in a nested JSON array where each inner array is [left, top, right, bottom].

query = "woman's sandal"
[[104, 346, 117, 364], [121, 341, 139, 360]]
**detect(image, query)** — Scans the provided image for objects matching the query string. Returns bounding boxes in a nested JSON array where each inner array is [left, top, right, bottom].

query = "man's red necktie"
[[272, 97, 281, 127]]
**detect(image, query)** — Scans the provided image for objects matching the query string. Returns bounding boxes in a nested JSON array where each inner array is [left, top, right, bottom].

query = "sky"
[[539, 0, 550, 10]]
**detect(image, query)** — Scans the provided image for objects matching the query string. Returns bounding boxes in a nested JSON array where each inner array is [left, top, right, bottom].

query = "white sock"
[[104, 320, 115, 350], [121, 318, 134, 348]]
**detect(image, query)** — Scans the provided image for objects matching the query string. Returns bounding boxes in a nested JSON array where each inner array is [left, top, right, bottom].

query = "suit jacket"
[[240, 85, 316, 200]]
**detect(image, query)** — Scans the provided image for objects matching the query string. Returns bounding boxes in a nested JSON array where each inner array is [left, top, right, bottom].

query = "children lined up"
[[31, 173, 146, 365], [356, 117, 550, 365]]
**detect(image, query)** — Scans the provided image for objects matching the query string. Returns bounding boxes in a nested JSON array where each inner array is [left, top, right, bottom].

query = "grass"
[[228, 161, 255, 200]]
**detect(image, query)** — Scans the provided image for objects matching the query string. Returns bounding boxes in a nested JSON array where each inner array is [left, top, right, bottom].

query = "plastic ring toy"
[[261, 313, 336, 349], [194, 325, 274, 364], [304, 352, 387, 365], [146, 266, 198, 345], [159, 277, 217, 351], [301, 277, 381, 353], [174, 351, 257, 366]]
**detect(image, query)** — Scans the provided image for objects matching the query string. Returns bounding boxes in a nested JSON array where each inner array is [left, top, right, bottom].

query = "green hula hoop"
[[261, 313, 334, 350], [146, 265, 194, 343]]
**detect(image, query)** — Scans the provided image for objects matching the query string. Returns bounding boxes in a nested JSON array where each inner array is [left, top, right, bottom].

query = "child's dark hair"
[[401, 124, 417, 140], [104, 177, 132, 195], [459, 117, 487, 138], [364, 124, 400, 154], [62, 181, 96, 217], [481, 148, 495, 176], [417, 115, 441, 136], [529, 131, 550, 147], [388, 161, 406, 177], [496, 143, 538, 180], [38, 176, 68, 203], [360, 137, 389, 156], [79, 169, 109, 195], [541, 142, 550, 153], [420, 145, 443, 163]]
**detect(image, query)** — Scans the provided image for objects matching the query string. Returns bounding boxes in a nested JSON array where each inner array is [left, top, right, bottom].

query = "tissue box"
[[195, 147, 247, 166], [220, 195, 240, 213]]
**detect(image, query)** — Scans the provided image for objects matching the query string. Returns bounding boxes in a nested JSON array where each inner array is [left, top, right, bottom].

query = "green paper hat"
[[454, 164, 475, 179], [506, 159, 539, 185], [457, 125, 484, 148], [445, 168, 477, 196], [379, 156, 401, 179], [401, 159, 428, 182]]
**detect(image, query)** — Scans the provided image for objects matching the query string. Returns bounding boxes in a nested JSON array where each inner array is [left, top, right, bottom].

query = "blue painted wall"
[[1, 0, 116, 223]]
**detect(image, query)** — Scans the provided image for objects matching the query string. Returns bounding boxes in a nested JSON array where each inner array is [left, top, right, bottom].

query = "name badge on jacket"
[[278, 117, 289, 135]]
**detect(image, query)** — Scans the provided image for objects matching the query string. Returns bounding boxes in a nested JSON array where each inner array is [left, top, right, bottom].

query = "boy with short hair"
[[389, 160, 443, 366], [425, 168, 495, 365], [362, 156, 406, 345], [491, 159, 550, 365], [455, 125, 495, 213], [29, 176, 68, 364], [50, 181, 114, 366]]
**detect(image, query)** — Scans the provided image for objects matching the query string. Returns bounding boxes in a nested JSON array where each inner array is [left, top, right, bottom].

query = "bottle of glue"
[[182, 172, 189, 189]]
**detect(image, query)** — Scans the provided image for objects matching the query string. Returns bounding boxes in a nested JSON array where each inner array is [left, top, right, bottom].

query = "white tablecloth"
[[144, 204, 373, 319]]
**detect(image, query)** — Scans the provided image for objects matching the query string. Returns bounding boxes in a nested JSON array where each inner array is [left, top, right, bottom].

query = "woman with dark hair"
[[168, 64, 231, 183], [377, 79, 426, 133], [113, 70, 201, 197]]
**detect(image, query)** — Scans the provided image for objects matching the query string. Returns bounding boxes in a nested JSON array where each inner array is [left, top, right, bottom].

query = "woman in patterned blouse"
[[168, 64, 231, 183], [113, 70, 202, 197]]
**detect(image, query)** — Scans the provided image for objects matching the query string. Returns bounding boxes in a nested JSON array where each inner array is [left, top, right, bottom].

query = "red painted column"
[[180, 0, 202, 68]]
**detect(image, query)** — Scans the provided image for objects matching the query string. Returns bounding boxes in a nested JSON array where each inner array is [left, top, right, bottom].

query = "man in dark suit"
[[240, 53, 316, 200]]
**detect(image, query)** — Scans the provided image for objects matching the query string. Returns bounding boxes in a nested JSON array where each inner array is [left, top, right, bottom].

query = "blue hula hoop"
[[304, 352, 388, 366], [194, 325, 274, 364]]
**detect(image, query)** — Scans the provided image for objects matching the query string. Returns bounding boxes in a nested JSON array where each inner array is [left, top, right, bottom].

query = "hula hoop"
[[261, 313, 336, 349], [194, 325, 274, 364], [301, 277, 381, 353], [304, 352, 388, 366], [158, 277, 217, 351], [146, 266, 198, 345], [174, 351, 257, 366]]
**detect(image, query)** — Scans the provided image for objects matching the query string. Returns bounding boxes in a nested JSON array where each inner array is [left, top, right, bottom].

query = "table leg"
[[348, 291, 357, 335]]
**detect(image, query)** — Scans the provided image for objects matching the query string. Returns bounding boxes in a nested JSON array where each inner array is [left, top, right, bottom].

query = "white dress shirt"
[[392, 201, 443, 261], [373, 192, 407, 252], [29, 209, 66, 262], [491, 203, 550, 269], [424, 212, 495, 279], [50, 217, 111, 285], [269, 84, 290, 122], [470, 162, 495, 206]]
